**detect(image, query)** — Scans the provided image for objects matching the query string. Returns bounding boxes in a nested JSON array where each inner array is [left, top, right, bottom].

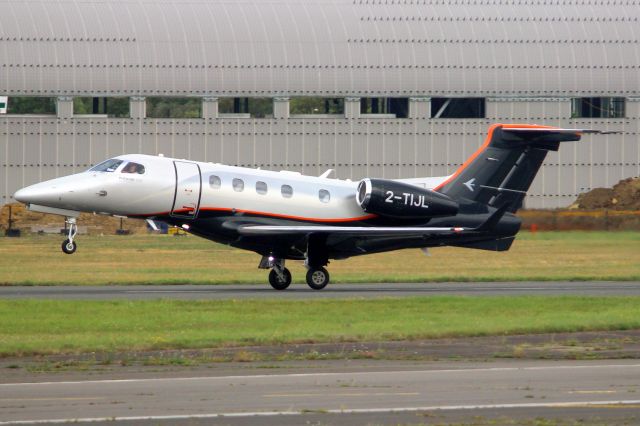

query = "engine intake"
[[356, 178, 459, 220]]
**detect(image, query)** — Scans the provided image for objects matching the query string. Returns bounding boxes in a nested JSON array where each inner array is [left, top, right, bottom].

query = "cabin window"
[[121, 162, 145, 174], [209, 175, 221, 189], [256, 181, 268, 195], [281, 184, 293, 198], [89, 159, 124, 173], [319, 189, 331, 203], [232, 178, 244, 192]]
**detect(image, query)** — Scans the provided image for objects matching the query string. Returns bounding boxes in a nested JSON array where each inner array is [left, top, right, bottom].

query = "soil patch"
[[2, 330, 638, 381], [572, 177, 640, 210], [0, 202, 149, 235]]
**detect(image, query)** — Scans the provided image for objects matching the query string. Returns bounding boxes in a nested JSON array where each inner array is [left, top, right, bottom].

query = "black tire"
[[306, 267, 330, 290], [61, 239, 77, 255], [268, 268, 292, 290]]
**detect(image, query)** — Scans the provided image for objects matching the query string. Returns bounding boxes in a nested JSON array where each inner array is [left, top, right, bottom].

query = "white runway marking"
[[2, 400, 640, 425], [2, 363, 639, 387]]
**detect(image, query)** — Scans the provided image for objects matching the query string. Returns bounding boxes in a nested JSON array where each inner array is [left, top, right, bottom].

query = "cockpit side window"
[[89, 159, 124, 173], [121, 162, 146, 174]]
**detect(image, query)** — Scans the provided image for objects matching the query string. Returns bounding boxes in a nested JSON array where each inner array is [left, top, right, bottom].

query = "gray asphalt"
[[1, 360, 639, 424], [1, 281, 639, 299]]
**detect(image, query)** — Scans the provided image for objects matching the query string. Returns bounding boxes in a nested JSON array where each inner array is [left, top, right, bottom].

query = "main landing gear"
[[260, 255, 331, 291], [306, 267, 330, 290], [61, 217, 78, 254]]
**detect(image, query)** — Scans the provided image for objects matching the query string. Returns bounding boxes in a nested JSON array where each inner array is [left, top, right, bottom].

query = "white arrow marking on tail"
[[463, 178, 476, 192]]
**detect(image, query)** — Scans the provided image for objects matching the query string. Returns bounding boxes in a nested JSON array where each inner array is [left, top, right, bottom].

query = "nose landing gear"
[[260, 256, 292, 290], [61, 217, 78, 254], [268, 264, 292, 290]]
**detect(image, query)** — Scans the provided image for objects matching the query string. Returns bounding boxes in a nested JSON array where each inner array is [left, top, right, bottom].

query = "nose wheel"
[[268, 264, 292, 290], [62, 217, 78, 255]]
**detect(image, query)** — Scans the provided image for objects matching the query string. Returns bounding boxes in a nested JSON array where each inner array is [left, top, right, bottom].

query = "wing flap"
[[237, 225, 466, 237]]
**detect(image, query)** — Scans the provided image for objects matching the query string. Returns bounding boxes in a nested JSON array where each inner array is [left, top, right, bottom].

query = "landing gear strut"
[[61, 217, 78, 255], [260, 256, 291, 290], [305, 235, 330, 290]]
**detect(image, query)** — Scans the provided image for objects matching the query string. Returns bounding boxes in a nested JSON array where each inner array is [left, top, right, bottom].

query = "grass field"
[[0, 231, 638, 285], [1, 296, 639, 357]]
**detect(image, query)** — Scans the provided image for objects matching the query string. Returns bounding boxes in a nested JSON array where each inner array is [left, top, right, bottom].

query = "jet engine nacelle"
[[356, 178, 459, 220]]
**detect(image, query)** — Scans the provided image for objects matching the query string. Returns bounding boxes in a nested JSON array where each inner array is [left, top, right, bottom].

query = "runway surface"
[[1, 281, 639, 300], [1, 360, 639, 424]]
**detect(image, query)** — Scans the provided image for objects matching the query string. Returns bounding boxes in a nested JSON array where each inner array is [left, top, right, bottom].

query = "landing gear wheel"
[[61, 239, 77, 255], [61, 217, 78, 255], [269, 267, 292, 290], [306, 267, 330, 290]]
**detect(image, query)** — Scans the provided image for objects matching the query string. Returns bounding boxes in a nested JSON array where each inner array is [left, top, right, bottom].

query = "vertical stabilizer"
[[435, 124, 590, 212]]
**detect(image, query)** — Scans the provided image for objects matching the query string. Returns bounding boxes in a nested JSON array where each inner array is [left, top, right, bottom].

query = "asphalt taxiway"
[[1, 360, 639, 425], [1, 281, 640, 300]]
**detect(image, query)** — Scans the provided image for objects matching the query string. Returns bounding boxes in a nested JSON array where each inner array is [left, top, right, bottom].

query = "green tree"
[[7, 97, 56, 114]]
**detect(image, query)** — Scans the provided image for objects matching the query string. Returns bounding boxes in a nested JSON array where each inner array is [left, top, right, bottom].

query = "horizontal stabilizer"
[[503, 128, 616, 135]]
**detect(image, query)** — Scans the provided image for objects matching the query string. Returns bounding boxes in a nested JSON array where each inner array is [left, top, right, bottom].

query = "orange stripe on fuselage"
[[133, 207, 377, 223], [198, 207, 378, 223], [433, 123, 557, 192]]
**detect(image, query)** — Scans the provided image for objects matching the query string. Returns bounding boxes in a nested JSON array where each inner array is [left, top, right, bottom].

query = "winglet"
[[319, 169, 335, 179], [474, 204, 510, 233]]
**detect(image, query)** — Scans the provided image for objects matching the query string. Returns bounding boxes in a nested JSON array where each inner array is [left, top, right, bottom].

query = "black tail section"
[[435, 124, 589, 212]]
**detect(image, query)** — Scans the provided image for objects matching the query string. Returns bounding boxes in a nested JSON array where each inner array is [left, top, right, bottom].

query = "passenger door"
[[171, 161, 201, 219]]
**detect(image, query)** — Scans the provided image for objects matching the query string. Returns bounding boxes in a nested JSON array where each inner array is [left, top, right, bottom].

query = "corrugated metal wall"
[[2, 101, 637, 208], [1, 0, 639, 209]]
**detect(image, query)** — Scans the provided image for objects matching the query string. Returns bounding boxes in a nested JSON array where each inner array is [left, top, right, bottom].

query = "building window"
[[219, 98, 273, 118], [360, 98, 409, 118], [74, 97, 129, 118], [319, 189, 330, 203], [256, 181, 268, 195], [281, 184, 293, 198], [572, 97, 625, 118], [290, 98, 344, 115], [232, 178, 244, 192], [209, 175, 221, 189], [146, 97, 202, 118], [431, 98, 485, 118]]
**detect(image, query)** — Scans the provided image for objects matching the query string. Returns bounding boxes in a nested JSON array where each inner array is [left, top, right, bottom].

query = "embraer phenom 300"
[[14, 124, 606, 290]]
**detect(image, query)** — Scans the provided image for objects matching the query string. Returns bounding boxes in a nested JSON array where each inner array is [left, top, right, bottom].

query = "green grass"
[[0, 231, 638, 285], [1, 296, 639, 357]]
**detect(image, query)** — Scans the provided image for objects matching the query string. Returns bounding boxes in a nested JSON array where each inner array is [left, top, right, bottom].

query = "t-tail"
[[434, 124, 607, 212]]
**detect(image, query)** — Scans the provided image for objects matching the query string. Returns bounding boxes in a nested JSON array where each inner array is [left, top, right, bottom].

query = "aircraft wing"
[[236, 204, 509, 238], [237, 225, 466, 237]]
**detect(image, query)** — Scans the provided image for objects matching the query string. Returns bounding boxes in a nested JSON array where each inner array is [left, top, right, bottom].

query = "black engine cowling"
[[356, 178, 459, 220]]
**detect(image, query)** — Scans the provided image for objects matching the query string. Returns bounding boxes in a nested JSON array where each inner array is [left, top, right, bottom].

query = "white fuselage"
[[15, 154, 448, 223]]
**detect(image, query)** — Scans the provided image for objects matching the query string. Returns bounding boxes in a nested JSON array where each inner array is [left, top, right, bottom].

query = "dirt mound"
[[572, 177, 640, 210], [0, 203, 149, 235]]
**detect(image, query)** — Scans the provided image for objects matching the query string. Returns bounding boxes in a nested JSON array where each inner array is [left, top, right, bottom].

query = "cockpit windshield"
[[121, 162, 146, 174], [89, 159, 124, 173]]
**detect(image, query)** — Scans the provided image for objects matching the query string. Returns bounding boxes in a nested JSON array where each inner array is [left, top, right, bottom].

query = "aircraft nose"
[[13, 188, 30, 204], [13, 184, 59, 205]]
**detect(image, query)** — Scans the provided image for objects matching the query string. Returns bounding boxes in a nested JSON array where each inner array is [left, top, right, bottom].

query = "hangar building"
[[1, 0, 638, 209]]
